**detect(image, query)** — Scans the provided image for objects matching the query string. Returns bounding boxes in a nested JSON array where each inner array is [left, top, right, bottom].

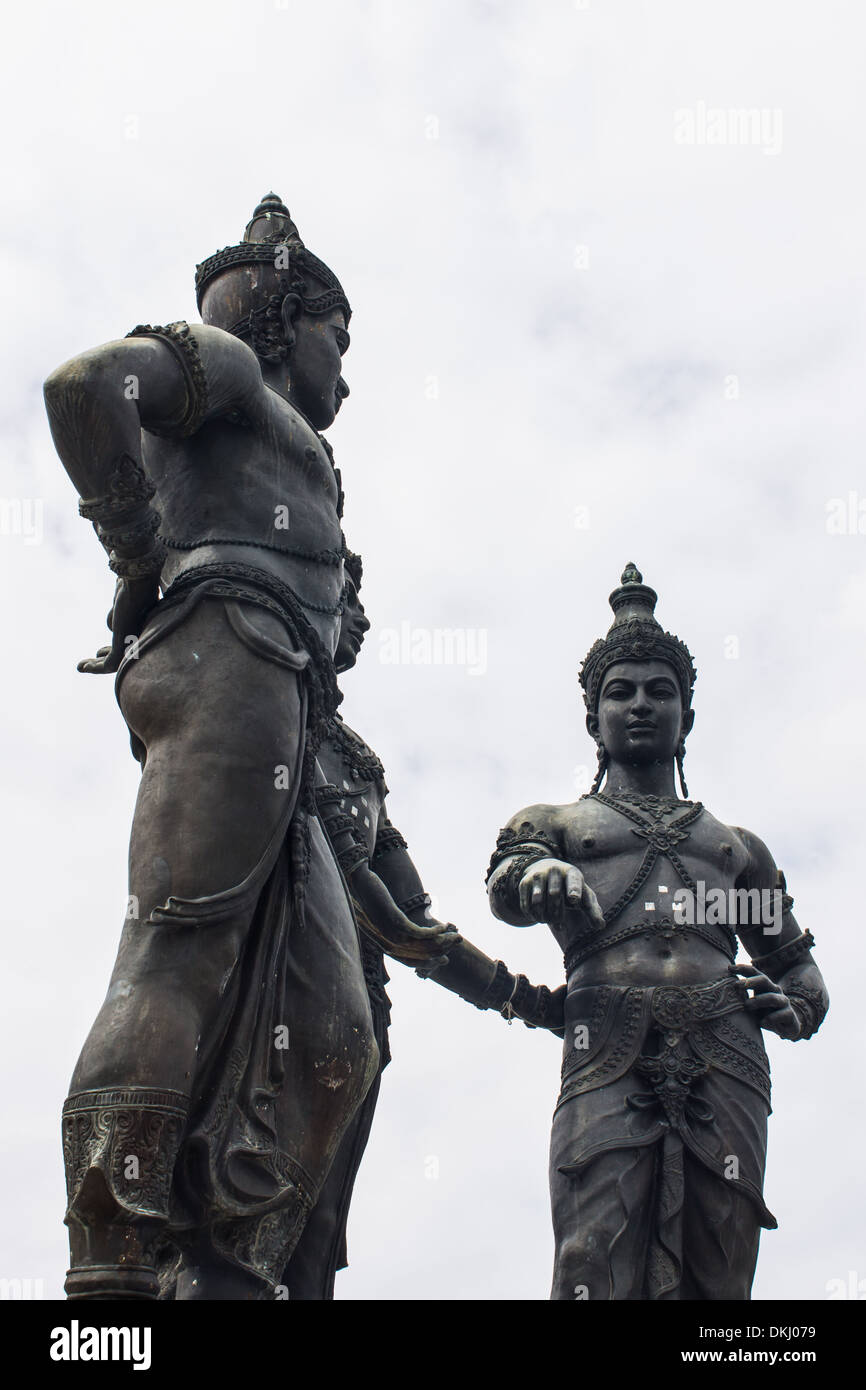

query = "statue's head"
[[196, 193, 351, 430], [580, 564, 697, 794], [335, 550, 370, 674]]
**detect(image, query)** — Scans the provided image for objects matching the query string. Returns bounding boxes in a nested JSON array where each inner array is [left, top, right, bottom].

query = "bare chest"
[[145, 391, 342, 541], [560, 799, 749, 920]]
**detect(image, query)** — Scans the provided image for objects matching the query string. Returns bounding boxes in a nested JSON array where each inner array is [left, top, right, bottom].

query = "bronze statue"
[[283, 553, 565, 1298], [44, 194, 452, 1300], [486, 564, 828, 1300]]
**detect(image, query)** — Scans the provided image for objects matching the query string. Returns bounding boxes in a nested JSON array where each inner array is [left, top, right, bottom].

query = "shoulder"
[[136, 321, 264, 419], [496, 803, 567, 851], [328, 717, 388, 793], [728, 824, 778, 887], [179, 323, 263, 401]]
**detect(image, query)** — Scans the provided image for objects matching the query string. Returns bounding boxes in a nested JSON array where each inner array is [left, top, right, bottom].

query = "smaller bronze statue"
[[282, 553, 566, 1298], [486, 565, 828, 1301]]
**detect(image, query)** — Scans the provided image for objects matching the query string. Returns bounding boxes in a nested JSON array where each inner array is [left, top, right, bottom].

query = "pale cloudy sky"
[[1, 0, 864, 1300]]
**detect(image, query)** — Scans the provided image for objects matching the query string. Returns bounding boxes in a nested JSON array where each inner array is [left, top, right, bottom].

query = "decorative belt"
[[649, 975, 746, 1029], [564, 916, 737, 975], [160, 559, 346, 619]]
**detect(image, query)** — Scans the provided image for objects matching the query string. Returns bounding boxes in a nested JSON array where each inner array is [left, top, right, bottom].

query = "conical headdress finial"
[[243, 192, 303, 248], [579, 563, 697, 711]]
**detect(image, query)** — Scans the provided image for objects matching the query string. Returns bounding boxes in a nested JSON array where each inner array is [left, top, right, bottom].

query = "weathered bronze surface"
[[44, 193, 826, 1303], [44, 194, 562, 1302], [487, 564, 828, 1301], [44, 195, 461, 1301]]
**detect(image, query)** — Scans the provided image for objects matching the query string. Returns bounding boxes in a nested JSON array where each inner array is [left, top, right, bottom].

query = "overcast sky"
[[2, 0, 864, 1300]]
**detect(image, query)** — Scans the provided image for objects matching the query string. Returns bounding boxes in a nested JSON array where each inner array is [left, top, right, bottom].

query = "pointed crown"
[[579, 563, 697, 711], [194, 192, 351, 320]]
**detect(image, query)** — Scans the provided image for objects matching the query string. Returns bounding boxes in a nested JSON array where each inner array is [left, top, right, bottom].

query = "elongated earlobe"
[[280, 292, 301, 353]]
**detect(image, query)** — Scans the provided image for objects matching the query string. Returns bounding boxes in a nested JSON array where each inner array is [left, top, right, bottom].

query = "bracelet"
[[516, 982, 553, 1031], [476, 960, 514, 1012], [96, 509, 162, 555], [335, 841, 370, 877], [108, 540, 166, 579], [397, 891, 431, 916], [785, 983, 827, 1041], [78, 454, 157, 524]]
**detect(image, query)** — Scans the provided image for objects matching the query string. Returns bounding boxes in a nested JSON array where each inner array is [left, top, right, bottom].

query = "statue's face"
[[334, 575, 370, 673], [591, 659, 692, 765], [285, 305, 350, 430]]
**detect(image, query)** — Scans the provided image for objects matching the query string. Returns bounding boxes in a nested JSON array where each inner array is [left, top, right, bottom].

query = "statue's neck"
[[260, 366, 317, 430], [602, 758, 679, 801]]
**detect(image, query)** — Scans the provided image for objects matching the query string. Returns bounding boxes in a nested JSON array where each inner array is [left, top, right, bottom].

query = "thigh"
[[119, 598, 307, 917], [681, 1156, 762, 1300]]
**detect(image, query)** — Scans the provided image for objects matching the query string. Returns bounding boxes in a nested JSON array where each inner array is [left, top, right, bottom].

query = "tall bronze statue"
[[486, 565, 828, 1300], [283, 554, 565, 1299], [44, 194, 451, 1300]]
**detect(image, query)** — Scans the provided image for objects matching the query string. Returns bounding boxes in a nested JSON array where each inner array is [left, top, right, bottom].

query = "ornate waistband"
[[558, 974, 764, 1107], [564, 916, 737, 975], [161, 559, 346, 618], [649, 975, 746, 1027]]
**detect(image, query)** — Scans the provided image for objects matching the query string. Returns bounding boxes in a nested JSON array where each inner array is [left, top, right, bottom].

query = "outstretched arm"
[[322, 793, 566, 1035], [730, 828, 829, 1041]]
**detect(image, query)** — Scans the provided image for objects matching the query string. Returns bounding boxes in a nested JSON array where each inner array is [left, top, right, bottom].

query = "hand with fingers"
[[518, 858, 606, 931], [351, 867, 461, 963], [729, 962, 801, 1039], [77, 577, 159, 674]]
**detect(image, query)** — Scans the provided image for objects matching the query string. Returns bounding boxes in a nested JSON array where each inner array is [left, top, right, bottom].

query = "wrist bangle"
[[478, 960, 513, 1012], [108, 539, 166, 579]]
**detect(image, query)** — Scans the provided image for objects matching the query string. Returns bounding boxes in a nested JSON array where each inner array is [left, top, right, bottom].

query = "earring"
[[590, 742, 608, 795], [676, 738, 689, 799]]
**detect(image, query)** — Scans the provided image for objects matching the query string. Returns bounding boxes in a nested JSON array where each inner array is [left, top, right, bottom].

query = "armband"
[[125, 321, 208, 439], [751, 929, 816, 978], [485, 820, 561, 884], [487, 849, 551, 913], [371, 825, 409, 862]]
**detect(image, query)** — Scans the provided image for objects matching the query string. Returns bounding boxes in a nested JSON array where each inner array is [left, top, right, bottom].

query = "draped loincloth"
[[551, 976, 775, 1299]]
